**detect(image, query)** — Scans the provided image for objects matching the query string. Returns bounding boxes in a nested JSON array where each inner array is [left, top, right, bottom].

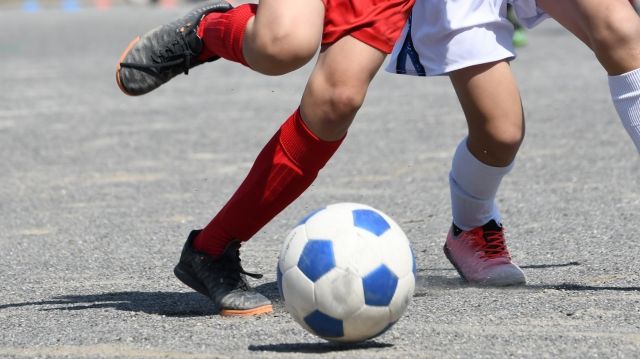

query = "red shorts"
[[322, 0, 414, 53]]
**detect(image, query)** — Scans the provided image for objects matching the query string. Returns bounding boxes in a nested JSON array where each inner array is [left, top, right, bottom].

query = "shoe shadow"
[[416, 261, 640, 292], [526, 283, 640, 292], [0, 291, 217, 317], [414, 275, 640, 292], [519, 261, 582, 269], [419, 261, 582, 272], [248, 341, 393, 353], [0, 280, 288, 317]]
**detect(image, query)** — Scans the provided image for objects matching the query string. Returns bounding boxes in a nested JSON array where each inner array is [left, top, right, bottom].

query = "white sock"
[[608, 68, 640, 152], [449, 138, 513, 230]]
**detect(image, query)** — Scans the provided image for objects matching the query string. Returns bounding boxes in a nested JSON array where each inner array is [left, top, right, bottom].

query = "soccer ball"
[[277, 203, 416, 343]]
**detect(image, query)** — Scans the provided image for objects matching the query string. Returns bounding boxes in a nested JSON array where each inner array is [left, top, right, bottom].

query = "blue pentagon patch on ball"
[[352, 209, 390, 236], [297, 240, 335, 282], [304, 310, 344, 338], [362, 264, 399, 306]]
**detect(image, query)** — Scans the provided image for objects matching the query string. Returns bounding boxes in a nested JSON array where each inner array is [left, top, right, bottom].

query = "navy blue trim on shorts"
[[395, 13, 426, 76]]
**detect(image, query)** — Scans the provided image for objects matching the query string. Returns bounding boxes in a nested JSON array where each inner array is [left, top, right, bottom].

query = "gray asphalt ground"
[[1, 3, 640, 359]]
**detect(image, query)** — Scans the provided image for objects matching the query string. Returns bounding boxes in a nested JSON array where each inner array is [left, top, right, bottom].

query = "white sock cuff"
[[608, 68, 640, 99], [608, 67, 640, 152], [451, 138, 514, 200]]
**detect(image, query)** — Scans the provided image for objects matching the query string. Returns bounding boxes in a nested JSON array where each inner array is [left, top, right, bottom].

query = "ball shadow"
[[249, 341, 393, 353]]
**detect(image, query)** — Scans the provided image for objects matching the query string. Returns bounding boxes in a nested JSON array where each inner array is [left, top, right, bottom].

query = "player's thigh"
[[535, 0, 593, 45], [449, 60, 524, 149], [300, 36, 387, 141], [251, 0, 324, 56], [538, 0, 640, 73]]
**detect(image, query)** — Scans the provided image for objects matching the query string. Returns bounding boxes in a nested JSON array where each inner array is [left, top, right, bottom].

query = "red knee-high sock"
[[196, 3, 257, 67], [193, 108, 345, 256]]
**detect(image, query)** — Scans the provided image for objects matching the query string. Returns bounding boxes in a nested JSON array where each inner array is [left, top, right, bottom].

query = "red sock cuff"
[[279, 109, 345, 172], [196, 3, 257, 66]]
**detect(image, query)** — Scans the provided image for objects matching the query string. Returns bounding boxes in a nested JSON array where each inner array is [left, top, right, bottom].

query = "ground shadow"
[[527, 283, 640, 292], [520, 261, 582, 269], [0, 291, 217, 317], [0, 281, 284, 317], [414, 275, 640, 293], [248, 341, 393, 353], [420, 261, 582, 272], [415, 261, 640, 292]]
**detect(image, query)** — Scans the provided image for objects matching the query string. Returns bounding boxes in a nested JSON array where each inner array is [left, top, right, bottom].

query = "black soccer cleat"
[[116, 0, 232, 96], [173, 230, 273, 316]]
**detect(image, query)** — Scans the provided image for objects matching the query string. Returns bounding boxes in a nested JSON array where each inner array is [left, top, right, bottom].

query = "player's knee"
[[326, 86, 365, 120], [476, 114, 524, 148], [305, 88, 364, 140], [476, 121, 524, 161], [493, 125, 524, 151], [494, 136, 523, 156]]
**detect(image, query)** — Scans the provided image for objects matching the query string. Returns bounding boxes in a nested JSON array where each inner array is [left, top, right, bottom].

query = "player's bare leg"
[[301, 36, 387, 141], [538, 0, 640, 151], [444, 60, 526, 286], [450, 61, 524, 167]]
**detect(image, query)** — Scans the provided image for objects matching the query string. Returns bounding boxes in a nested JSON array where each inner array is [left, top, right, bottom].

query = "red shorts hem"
[[321, 0, 414, 54]]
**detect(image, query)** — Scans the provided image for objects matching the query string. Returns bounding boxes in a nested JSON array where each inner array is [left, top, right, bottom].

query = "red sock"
[[196, 3, 257, 67], [193, 109, 344, 256]]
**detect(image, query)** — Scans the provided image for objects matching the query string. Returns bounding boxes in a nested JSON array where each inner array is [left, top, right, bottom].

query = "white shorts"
[[386, 0, 548, 76]]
